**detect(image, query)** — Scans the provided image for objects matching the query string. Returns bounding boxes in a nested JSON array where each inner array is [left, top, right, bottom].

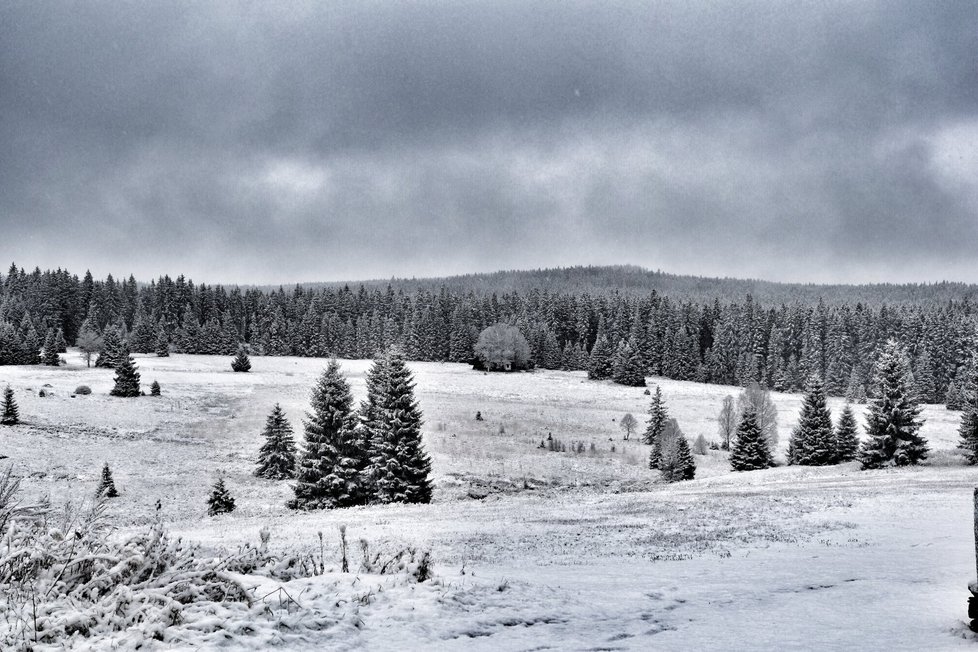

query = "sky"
[[1, 1, 977, 286]]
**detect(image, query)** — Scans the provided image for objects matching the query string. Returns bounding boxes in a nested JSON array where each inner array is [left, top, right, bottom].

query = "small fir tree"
[[834, 402, 860, 462], [787, 376, 836, 466], [1, 386, 19, 425], [730, 407, 774, 471], [109, 348, 141, 397], [54, 328, 67, 353], [289, 360, 362, 509], [207, 477, 236, 515], [370, 352, 433, 504], [859, 340, 928, 469], [150, 380, 161, 396], [231, 346, 251, 372], [660, 435, 696, 482], [255, 403, 298, 480], [97, 463, 119, 498]]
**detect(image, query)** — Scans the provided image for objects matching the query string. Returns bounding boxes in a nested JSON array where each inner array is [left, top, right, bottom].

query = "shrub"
[[75, 385, 92, 395]]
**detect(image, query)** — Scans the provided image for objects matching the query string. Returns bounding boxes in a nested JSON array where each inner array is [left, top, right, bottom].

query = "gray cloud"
[[1, 0, 977, 284]]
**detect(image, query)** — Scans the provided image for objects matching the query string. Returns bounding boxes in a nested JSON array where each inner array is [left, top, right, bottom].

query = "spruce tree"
[[97, 463, 119, 498], [231, 345, 251, 372], [611, 338, 647, 387], [834, 402, 860, 462], [787, 376, 836, 466], [357, 355, 389, 497], [643, 385, 668, 465], [207, 477, 236, 515], [255, 403, 298, 480], [730, 407, 774, 471], [109, 348, 141, 397], [1, 386, 19, 425], [660, 435, 696, 482], [54, 328, 67, 353], [289, 360, 362, 509], [155, 328, 170, 357], [42, 329, 60, 366], [958, 365, 978, 464], [587, 334, 613, 380], [96, 325, 124, 368], [370, 352, 433, 504], [859, 340, 928, 469], [150, 380, 161, 396]]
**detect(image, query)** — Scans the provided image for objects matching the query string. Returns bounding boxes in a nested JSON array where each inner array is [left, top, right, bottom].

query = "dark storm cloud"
[[1, 0, 977, 284]]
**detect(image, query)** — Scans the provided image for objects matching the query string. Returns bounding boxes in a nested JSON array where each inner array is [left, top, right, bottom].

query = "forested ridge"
[[0, 263, 975, 403]]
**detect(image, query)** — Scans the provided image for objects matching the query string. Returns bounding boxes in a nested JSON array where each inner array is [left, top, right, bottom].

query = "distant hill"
[[257, 265, 978, 307]]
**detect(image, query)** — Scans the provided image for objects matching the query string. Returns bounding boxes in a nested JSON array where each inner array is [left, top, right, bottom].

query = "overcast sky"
[[2, 1, 977, 285]]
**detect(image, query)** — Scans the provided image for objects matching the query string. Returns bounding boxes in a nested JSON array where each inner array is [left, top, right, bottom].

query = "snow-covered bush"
[[74, 385, 92, 396]]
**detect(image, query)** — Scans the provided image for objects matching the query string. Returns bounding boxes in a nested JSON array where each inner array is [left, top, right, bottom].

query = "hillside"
[[263, 265, 978, 307]]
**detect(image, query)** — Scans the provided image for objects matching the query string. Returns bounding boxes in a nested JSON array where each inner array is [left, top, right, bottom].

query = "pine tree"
[[370, 352, 433, 504], [834, 402, 860, 462], [109, 348, 141, 397], [660, 435, 696, 482], [42, 329, 60, 366], [207, 477, 236, 515], [255, 403, 298, 480], [97, 463, 119, 498], [1, 386, 19, 425], [958, 365, 978, 465], [289, 360, 362, 509], [54, 328, 67, 353], [150, 380, 161, 396], [643, 385, 668, 460], [96, 325, 124, 368], [859, 340, 928, 469], [231, 345, 251, 372], [787, 375, 836, 465], [730, 407, 774, 471]]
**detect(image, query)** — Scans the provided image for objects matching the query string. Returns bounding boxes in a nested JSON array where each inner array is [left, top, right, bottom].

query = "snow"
[[1, 351, 977, 649]]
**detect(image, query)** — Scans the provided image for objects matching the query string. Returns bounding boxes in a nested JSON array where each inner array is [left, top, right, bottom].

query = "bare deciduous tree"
[[619, 413, 638, 440], [717, 394, 737, 450]]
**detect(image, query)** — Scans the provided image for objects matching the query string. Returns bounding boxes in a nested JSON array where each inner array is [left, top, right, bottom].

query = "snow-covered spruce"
[[660, 433, 696, 482], [150, 379, 161, 396], [289, 359, 363, 509], [97, 462, 119, 498], [231, 345, 251, 372], [787, 375, 835, 466], [611, 337, 646, 387], [1, 386, 18, 425], [255, 403, 298, 480], [859, 340, 928, 469], [109, 348, 141, 397], [958, 363, 978, 464], [834, 402, 860, 462], [42, 328, 60, 366], [369, 352, 433, 504], [208, 477, 236, 515], [730, 407, 774, 471], [95, 324, 125, 369], [155, 326, 170, 357], [644, 385, 668, 466]]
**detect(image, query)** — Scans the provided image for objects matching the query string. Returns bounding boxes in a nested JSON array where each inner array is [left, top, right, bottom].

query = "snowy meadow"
[[1, 350, 976, 650]]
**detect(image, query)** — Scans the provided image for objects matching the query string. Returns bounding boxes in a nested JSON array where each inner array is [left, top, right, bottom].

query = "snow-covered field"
[[2, 351, 977, 650]]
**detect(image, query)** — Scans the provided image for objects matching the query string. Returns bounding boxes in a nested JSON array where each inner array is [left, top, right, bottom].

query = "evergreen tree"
[[660, 435, 696, 482], [54, 328, 67, 353], [97, 462, 119, 498], [958, 365, 978, 465], [369, 352, 433, 504], [1, 386, 19, 425], [787, 376, 836, 465], [42, 329, 60, 366], [207, 477, 236, 515], [834, 402, 860, 462], [255, 403, 298, 479], [155, 327, 170, 357], [150, 380, 161, 396], [730, 407, 774, 471], [859, 340, 928, 469], [231, 345, 251, 372], [109, 348, 141, 397], [96, 324, 124, 368], [587, 334, 613, 380], [643, 384, 668, 449], [611, 337, 647, 387], [289, 360, 362, 509]]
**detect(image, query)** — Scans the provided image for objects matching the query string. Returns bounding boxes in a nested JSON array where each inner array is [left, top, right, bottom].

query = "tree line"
[[1, 263, 976, 403]]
